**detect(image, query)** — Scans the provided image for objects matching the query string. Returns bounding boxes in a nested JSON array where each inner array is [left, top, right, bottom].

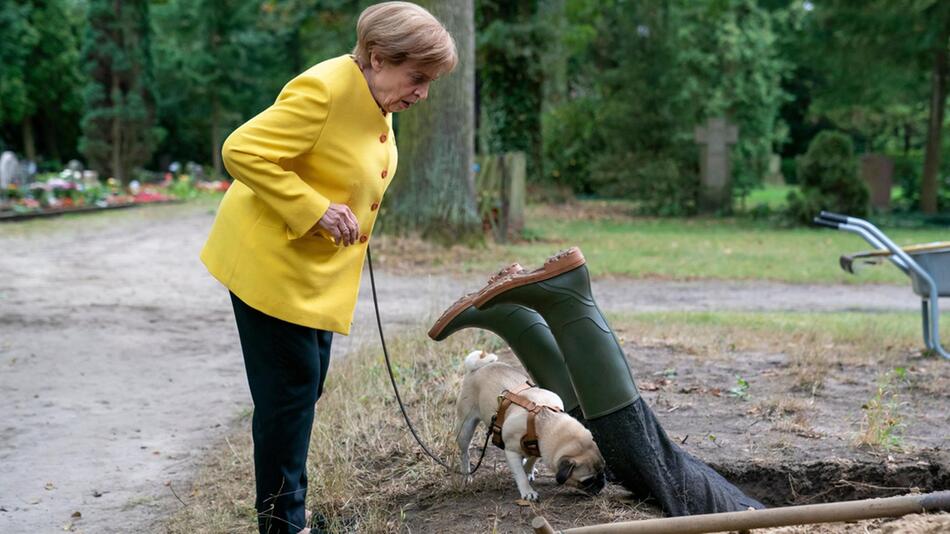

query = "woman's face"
[[365, 53, 441, 113]]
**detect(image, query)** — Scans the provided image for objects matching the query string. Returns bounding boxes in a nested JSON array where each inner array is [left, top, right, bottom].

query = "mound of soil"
[[398, 341, 949, 532]]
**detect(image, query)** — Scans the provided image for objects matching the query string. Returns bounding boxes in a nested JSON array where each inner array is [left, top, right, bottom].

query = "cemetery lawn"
[[165, 310, 950, 533], [374, 199, 948, 285]]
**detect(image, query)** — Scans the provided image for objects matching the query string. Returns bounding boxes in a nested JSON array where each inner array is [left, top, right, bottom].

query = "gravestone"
[[82, 170, 99, 187], [860, 153, 894, 210], [1, 151, 19, 190], [186, 161, 205, 180], [694, 117, 738, 213], [764, 154, 785, 186], [474, 151, 525, 243]]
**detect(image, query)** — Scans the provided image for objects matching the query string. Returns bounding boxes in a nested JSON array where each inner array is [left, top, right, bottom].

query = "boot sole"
[[427, 263, 525, 340], [472, 247, 587, 309]]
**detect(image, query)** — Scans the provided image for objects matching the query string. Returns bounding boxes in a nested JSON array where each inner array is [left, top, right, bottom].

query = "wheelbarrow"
[[814, 211, 950, 360]]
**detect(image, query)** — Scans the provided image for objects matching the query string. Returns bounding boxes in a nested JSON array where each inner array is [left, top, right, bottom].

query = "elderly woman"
[[200, 3, 457, 533]]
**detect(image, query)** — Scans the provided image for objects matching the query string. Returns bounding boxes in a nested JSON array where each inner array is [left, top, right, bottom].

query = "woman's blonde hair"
[[352, 2, 458, 75]]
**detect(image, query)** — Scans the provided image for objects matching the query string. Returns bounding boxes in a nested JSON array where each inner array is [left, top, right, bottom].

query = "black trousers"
[[230, 292, 333, 534]]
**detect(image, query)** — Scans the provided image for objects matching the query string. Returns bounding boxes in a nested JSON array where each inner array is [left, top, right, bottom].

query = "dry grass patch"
[[164, 325, 668, 533], [163, 427, 258, 533], [610, 310, 934, 392], [164, 327, 491, 533], [301, 327, 493, 531], [854, 370, 908, 452]]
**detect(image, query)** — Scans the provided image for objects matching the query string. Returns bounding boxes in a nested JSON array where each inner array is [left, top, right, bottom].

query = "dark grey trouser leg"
[[231, 292, 332, 534]]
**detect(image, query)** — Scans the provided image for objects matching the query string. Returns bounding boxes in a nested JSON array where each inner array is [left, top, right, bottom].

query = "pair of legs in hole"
[[430, 249, 764, 515]]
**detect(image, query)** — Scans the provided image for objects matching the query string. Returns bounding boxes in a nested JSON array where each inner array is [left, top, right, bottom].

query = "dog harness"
[[489, 382, 562, 458]]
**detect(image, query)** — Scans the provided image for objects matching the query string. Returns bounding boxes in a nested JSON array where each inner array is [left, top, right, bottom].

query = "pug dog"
[[454, 350, 606, 501]]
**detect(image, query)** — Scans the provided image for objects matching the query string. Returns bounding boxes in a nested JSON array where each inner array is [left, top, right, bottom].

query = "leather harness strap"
[[489, 382, 562, 458]]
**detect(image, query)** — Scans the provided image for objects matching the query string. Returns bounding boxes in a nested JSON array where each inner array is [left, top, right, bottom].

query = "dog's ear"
[[556, 458, 575, 485]]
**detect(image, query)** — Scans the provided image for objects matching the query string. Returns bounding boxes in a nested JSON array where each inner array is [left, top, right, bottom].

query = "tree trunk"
[[42, 115, 61, 163], [211, 92, 222, 179], [386, 0, 480, 241], [111, 70, 123, 183], [540, 0, 567, 114], [921, 40, 948, 214], [22, 116, 36, 163]]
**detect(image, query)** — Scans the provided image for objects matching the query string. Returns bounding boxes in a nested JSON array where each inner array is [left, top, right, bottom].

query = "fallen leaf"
[[71, 511, 81, 519], [514, 499, 532, 507]]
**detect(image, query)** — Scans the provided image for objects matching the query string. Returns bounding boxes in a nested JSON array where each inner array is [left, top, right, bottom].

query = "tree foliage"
[[796, 0, 950, 214], [476, 0, 543, 182], [0, 2, 38, 128], [79, 0, 159, 183], [543, 0, 788, 214], [1, 0, 948, 223], [152, 0, 282, 177], [0, 1, 83, 163], [150, 0, 362, 175], [786, 130, 868, 224], [678, 0, 789, 197]]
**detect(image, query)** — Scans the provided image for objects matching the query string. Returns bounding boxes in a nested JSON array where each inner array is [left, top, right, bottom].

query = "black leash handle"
[[366, 246, 490, 475]]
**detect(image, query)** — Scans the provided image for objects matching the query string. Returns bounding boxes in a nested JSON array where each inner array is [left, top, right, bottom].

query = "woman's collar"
[[350, 55, 387, 117]]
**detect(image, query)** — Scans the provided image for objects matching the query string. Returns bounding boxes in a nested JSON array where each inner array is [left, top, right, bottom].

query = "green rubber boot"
[[473, 248, 764, 516], [428, 268, 580, 414], [472, 255, 638, 419]]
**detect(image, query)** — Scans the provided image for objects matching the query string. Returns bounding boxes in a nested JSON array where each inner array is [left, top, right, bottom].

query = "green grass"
[[491, 201, 949, 284], [607, 310, 939, 351], [743, 184, 797, 210]]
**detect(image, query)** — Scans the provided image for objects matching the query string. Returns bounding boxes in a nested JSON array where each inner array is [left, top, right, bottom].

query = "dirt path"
[[0, 201, 928, 533]]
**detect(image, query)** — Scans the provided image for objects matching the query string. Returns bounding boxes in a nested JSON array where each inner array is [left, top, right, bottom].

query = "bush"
[[541, 97, 603, 194], [780, 157, 798, 185], [786, 131, 868, 224], [589, 153, 697, 216], [890, 151, 950, 212], [891, 152, 922, 209]]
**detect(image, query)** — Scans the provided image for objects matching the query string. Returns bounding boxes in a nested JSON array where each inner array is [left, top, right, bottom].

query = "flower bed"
[[0, 170, 230, 221]]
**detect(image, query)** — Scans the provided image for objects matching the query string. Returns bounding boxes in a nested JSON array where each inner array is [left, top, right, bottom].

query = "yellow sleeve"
[[221, 73, 332, 240]]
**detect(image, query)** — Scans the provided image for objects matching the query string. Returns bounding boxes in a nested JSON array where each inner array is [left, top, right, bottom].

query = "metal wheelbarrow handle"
[[813, 212, 949, 360], [814, 213, 910, 274], [817, 211, 850, 224]]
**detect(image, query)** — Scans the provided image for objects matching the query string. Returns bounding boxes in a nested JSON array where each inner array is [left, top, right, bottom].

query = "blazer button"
[[371, 202, 379, 211], [379, 133, 387, 143], [359, 235, 368, 243], [381, 169, 388, 179]]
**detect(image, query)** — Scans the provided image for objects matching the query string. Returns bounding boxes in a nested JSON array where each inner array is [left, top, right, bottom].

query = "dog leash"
[[366, 246, 491, 475]]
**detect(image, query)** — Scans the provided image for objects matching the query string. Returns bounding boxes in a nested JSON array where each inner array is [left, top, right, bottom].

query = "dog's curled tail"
[[463, 350, 498, 373]]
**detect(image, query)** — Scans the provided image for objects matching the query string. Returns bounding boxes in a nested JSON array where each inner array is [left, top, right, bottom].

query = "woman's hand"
[[316, 203, 360, 246]]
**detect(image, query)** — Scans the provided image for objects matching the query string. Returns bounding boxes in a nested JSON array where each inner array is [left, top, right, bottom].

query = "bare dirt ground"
[[0, 201, 946, 533]]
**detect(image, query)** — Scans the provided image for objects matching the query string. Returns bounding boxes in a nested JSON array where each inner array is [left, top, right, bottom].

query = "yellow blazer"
[[200, 55, 396, 334]]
